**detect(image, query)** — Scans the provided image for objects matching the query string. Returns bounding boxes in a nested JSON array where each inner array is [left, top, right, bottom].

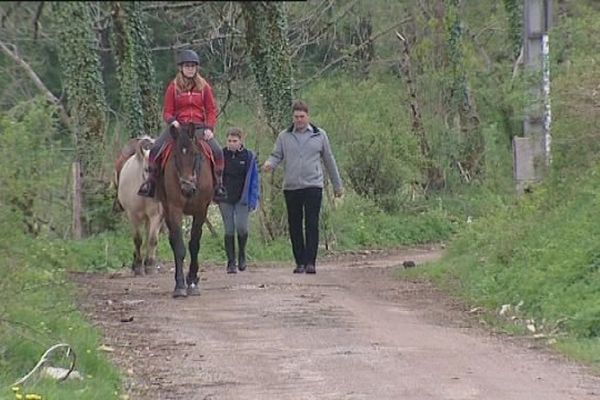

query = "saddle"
[[157, 135, 216, 182]]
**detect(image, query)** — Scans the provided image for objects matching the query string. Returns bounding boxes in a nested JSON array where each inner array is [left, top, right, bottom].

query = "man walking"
[[262, 101, 343, 274]]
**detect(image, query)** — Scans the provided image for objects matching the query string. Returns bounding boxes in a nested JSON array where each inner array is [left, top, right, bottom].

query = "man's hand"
[[203, 129, 214, 140], [171, 120, 180, 129], [334, 188, 344, 198], [262, 161, 274, 173]]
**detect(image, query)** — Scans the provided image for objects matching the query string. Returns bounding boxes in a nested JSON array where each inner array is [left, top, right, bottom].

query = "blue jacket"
[[240, 150, 260, 211]]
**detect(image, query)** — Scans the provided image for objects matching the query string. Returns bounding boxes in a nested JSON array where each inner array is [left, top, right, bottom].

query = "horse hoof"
[[144, 266, 156, 275], [172, 288, 188, 298], [187, 283, 200, 296]]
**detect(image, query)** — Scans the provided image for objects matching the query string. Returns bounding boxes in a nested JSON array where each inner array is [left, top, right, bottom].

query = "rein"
[[172, 123, 203, 188]]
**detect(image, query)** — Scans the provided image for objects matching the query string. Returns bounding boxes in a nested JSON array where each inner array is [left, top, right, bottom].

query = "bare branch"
[[298, 19, 410, 89], [141, 2, 205, 11], [32, 2, 44, 40], [1, 1, 21, 28], [150, 33, 242, 52], [0, 39, 72, 129], [289, 0, 358, 59]]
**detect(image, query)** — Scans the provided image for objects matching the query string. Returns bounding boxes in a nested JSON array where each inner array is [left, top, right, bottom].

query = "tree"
[[445, 0, 484, 183], [53, 2, 109, 237], [503, 0, 523, 61], [241, 2, 294, 238], [111, 1, 161, 138], [240, 2, 293, 135]]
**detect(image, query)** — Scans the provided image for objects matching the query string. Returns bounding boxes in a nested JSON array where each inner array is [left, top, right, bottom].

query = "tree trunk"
[[396, 31, 444, 191], [241, 2, 294, 239], [445, 0, 484, 182], [503, 0, 523, 61], [53, 2, 109, 237], [240, 2, 293, 135], [111, 1, 161, 138]]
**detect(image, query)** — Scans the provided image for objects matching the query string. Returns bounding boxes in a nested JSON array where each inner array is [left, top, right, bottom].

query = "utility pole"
[[513, 0, 552, 194]]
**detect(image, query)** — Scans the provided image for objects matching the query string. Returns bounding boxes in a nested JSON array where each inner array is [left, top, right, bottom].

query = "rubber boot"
[[293, 264, 306, 274], [225, 234, 237, 274], [214, 172, 227, 202], [237, 233, 248, 271]]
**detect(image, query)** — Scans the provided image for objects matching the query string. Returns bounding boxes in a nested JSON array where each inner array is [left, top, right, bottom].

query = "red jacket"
[[162, 80, 218, 129]]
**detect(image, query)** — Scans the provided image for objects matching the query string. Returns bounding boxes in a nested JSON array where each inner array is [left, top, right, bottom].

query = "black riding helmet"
[[177, 49, 199, 65]]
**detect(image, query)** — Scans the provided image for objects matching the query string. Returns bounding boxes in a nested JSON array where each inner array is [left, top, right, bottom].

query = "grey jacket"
[[266, 124, 343, 191]]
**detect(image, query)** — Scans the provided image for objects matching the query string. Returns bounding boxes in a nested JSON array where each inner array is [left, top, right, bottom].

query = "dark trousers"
[[283, 187, 323, 267]]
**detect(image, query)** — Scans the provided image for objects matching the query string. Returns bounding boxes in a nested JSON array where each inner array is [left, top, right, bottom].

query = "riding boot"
[[225, 234, 237, 274], [237, 233, 248, 271], [138, 163, 159, 198], [214, 174, 227, 202]]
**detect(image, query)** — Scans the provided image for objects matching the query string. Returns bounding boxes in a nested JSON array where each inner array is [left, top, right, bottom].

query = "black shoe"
[[293, 264, 305, 274], [137, 180, 156, 198], [214, 185, 227, 202], [305, 264, 316, 274], [227, 261, 237, 274]]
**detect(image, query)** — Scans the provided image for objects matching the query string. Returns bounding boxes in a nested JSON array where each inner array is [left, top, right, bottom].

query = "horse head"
[[170, 123, 203, 198], [136, 135, 155, 183]]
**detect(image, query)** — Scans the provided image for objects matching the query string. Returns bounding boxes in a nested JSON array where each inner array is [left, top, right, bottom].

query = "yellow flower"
[[25, 395, 43, 400]]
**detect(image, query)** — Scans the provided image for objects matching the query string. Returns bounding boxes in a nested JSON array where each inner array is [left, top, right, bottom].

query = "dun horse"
[[157, 123, 213, 298], [115, 136, 164, 275]]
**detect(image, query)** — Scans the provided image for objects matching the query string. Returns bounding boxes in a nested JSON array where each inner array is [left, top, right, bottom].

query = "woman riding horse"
[[138, 49, 227, 202]]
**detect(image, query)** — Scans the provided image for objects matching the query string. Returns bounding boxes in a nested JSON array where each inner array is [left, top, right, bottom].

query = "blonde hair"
[[175, 70, 207, 93]]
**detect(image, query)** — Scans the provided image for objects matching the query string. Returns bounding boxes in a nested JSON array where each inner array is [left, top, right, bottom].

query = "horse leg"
[[186, 216, 204, 296], [144, 214, 162, 275], [166, 210, 187, 298], [130, 217, 144, 276]]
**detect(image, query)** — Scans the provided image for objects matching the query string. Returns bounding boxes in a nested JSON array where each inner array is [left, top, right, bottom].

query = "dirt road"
[[74, 247, 600, 399]]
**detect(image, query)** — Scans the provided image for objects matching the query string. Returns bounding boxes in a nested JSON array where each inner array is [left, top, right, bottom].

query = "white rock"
[[42, 367, 83, 380]]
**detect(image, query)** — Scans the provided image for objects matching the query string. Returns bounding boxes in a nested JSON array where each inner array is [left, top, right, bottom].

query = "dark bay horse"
[[156, 123, 214, 298]]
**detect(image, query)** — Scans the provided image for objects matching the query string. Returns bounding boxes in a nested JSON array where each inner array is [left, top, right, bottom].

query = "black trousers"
[[283, 187, 323, 267]]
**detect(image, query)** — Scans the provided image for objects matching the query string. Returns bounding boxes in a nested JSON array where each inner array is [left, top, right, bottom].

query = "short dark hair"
[[226, 127, 244, 139], [292, 100, 309, 114]]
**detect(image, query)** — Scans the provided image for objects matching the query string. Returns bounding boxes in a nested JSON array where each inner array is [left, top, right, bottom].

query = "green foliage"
[[420, 168, 600, 344], [0, 236, 121, 399], [53, 2, 108, 171], [502, 0, 523, 60], [0, 98, 71, 237], [301, 74, 422, 211], [329, 192, 456, 248], [111, 2, 161, 138], [241, 2, 293, 133], [52, 2, 115, 235]]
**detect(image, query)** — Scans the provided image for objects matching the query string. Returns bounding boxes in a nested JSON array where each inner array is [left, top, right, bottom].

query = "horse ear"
[[140, 137, 153, 151], [135, 140, 146, 161]]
